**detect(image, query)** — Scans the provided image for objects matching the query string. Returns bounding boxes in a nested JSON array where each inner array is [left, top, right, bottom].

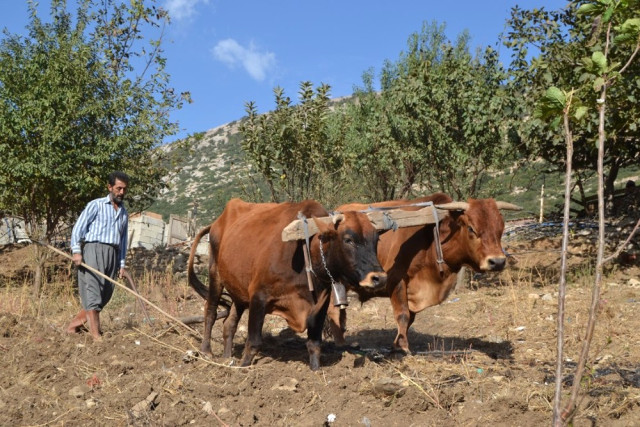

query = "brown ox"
[[187, 198, 387, 370], [330, 192, 520, 354]]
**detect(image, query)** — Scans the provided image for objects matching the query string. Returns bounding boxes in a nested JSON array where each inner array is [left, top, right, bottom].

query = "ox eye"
[[467, 226, 477, 236], [344, 236, 355, 246]]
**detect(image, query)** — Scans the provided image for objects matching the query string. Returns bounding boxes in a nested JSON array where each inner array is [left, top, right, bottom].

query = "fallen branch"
[[603, 218, 640, 264]]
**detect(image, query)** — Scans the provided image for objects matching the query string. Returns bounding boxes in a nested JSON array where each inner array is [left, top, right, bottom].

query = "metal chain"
[[318, 235, 338, 287]]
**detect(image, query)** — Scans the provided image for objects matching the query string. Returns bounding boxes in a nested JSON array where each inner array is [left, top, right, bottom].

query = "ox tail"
[[187, 225, 212, 300]]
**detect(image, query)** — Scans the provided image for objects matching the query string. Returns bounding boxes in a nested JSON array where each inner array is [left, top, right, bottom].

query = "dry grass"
[[1, 240, 640, 425]]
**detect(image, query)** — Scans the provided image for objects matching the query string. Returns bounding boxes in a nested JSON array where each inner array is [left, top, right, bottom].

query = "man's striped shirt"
[[71, 195, 129, 268]]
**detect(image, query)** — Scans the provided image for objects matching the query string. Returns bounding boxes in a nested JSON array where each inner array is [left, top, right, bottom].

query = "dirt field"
[[1, 221, 639, 426]]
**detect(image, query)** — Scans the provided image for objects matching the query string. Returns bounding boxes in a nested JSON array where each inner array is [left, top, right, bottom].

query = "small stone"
[[182, 350, 198, 363], [271, 377, 298, 392], [528, 293, 540, 299], [596, 354, 613, 365], [373, 377, 408, 396], [68, 385, 90, 398], [541, 293, 554, 302], [131, 392, 158, 418], [85, 398, 97, 408], [628, 278, 640, 287]]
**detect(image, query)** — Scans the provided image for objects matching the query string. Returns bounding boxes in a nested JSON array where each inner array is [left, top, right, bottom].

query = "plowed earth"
[[1, 221, 639, 426]]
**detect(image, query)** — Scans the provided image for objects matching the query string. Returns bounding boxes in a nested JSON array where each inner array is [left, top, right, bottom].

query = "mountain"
[[149, 119, 250, 225], [147, 112, 640, 227]]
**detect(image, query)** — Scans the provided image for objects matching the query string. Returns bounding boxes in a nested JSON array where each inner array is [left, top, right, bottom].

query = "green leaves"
[[614, 17, 640, 44], [505, 0, 640, 205], [535, 86, 567, 119], [577, 1, 616, 23], [546, 86, 567, 110], [574, 105, 589, 120], [239, 82, 336, 202], [592, 51, 608, 73], [0, 0, 181, 240], [577, 3, 601, 16]]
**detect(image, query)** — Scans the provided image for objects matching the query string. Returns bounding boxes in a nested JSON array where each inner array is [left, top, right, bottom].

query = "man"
[[66, 171, 130, 340]]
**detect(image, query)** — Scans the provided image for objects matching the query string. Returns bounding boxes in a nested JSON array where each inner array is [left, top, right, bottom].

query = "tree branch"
[[603, 218, 640, 263]]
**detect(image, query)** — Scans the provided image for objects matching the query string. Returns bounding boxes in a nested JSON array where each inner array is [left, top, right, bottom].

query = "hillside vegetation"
[[148, 117, 639, 226]]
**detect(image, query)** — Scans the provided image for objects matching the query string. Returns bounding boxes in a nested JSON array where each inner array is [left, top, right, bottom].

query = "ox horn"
[[495, 201, 522, 211], [436, 202, 470, 211], [331, 213, 345, 224]]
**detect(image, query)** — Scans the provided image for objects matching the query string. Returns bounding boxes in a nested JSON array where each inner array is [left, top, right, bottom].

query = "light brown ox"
[[329, 192, 521, 354], [187, 198, 387, 370]]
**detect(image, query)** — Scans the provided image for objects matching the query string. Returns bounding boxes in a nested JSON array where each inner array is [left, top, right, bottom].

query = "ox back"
[[187, 198, 387, 370], [331, 192, 512, 354]]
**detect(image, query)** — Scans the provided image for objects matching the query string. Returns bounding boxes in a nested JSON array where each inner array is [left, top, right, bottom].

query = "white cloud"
[[212, 39, 276, 81], [164, 0, 208, 22]]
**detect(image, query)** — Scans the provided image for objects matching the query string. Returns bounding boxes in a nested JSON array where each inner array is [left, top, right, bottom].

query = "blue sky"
[[2, 0, 567, 142]]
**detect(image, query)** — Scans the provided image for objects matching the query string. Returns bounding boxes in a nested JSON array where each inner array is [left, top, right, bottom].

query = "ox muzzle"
[[482, 256, 507, 272], [359, 271, 387, 289]]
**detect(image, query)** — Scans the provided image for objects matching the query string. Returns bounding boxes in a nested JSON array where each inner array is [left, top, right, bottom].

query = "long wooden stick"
[[40, 242, 201, 338]]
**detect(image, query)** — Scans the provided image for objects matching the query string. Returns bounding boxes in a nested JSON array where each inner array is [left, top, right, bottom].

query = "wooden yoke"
[[282, 206, 450, 242]]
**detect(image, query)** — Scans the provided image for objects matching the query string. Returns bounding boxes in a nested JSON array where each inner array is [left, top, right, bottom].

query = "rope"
[[429, 204, 445, 275]]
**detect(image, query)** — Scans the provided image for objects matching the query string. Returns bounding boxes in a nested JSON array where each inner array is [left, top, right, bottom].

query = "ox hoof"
[[199, 345, 214, 358], [240, 355, 255, 367], [389, 349, 410, 361], [199, 351, 213, 361]]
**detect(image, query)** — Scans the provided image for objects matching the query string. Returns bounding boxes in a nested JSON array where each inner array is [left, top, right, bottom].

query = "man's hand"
[[119, 268, 127, 279], [72, 253, 82, 266]]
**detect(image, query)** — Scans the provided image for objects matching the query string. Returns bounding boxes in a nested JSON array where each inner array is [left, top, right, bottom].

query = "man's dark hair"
[[108, 171, 130, 186]]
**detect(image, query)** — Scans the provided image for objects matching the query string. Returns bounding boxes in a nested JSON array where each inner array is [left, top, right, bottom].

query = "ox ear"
[[435, 202, 469, 211], [495, 201, 522, 211]]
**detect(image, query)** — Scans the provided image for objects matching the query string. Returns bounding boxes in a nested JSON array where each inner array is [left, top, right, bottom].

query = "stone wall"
[[0, 217, 31, 245], [128, 212, 166, 249]]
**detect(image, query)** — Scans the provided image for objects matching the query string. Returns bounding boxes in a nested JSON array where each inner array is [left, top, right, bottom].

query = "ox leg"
[[325, 298, 347, 347], [306, 290, 331, 371], [201, 299, 218, 356], [390, 283, 412, 356], [240, 292, 267, 367], [201, 272, 224, 356], [222, 303, 245, 359]]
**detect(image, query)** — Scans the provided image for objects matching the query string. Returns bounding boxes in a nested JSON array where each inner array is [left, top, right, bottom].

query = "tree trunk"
[[605, 160, 620, 215]]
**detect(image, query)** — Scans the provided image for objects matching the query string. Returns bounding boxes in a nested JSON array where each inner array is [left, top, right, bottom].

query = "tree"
[[505, 1, 640, 207], [342, 22, 516, 202], [337, 68, 403, 202], [0, 0, 189, 294], [515, 1, 640, 424], [240, 82, 341, 203]]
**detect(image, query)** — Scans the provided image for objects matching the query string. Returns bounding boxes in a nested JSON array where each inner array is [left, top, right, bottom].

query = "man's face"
[[108, 179, 128, 204]]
